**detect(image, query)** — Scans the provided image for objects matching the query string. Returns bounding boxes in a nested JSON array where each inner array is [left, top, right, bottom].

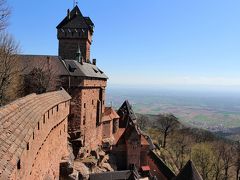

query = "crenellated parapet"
[[0, 89, 71, 180]]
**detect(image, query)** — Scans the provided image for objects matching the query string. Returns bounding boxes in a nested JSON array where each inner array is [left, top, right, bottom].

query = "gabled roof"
[[57, 6, 94, 32], [175, 160, 203, 180], [117, 100, 137, 126], [102, 107, 119, 122], [148, 150, 176, 179]]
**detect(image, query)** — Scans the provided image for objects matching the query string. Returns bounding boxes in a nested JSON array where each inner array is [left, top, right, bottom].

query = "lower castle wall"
[[9, 101, 70, 180]]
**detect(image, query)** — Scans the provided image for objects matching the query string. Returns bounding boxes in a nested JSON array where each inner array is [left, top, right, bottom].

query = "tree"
[[156, 113, 180, 148], [234, 142, 240, 180], [0, 0, 10, 31], [192, 143, 214, 180], [218, 143, 234, 180], [23, 58, 59, 95], [170, 131, 192, 170], [137, 114, 148, 131], [0, 33, 20, 105]]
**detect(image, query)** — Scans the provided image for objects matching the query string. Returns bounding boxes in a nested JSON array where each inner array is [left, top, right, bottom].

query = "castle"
[[0, 5, 202, 180]]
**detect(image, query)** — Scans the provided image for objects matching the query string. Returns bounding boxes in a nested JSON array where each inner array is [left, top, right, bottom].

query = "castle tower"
[[57, 6, 94, 61]]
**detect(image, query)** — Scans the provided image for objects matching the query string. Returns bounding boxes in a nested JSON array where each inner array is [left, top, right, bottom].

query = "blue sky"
[[7, 0, 240, 90]]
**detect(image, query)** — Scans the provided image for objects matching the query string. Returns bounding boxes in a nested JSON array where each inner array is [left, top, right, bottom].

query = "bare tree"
[[170, 132, 191, 170], [0, 33, 20, 105], [0, 0, 10, 31], [156, 113, 180, 148], [192, 143, 214, 180], [23, 57, 60, 95], [234, 142, 240, 180], [137, 114, 148, 131], [219, 143, 234, 180]]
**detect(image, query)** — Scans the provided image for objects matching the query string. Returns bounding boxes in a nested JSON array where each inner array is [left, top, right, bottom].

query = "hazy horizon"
[[8, 0, 240, 90]]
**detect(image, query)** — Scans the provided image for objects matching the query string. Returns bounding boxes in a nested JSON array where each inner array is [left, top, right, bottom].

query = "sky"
[[7, 0, 240, 91]]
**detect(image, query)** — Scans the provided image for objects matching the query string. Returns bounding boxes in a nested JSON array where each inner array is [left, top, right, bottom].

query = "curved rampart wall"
[[0, 89, 71, 180]]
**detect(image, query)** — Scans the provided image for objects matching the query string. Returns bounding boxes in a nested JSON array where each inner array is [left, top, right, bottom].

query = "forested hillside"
[[137, 114, 240, 180]]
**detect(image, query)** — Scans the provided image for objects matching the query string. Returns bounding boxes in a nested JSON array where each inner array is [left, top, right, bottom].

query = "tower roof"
[[175, 160, 203, 180], [56, 5, 94, 32]]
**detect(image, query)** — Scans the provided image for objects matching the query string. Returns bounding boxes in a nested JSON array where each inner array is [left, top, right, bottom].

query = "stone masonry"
[[0, 89, 71, 179]]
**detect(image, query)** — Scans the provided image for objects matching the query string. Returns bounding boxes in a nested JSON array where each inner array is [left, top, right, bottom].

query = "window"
[[92, 100, 94, 105], [17, 159, 21, 169], [33, 132, 34, 140], [57, 105, 59, 112], [43, 115, 45, 124], [27, 143, 29, 150], [60, 130, 61, 135], [38, 122, 40, 130], [48, 111, 49, 119], [83, 116, 86, 125], [84, 103, 86, 108], [96, 100, 101, 126]]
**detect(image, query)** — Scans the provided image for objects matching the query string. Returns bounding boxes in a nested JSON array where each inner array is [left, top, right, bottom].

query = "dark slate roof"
[[148, 150, 176, 180], [175, 160, 203, 180], [142, 134, 155, 150], [63, 59, 108, 79], [89, 170, 136, 180], [57, 6, 94, 32], [17, 55, 108, 79], [117, 100, 137, 125], [18, 55, 69, 76]]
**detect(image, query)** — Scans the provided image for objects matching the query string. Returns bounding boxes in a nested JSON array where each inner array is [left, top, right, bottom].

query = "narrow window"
[[52, 108, 53, 114], [33, 132, 34, 140], [96, 100, 101, 126], [84, 103, 86, 108], [83, 116, 86, 125], [17, 159, 21, 169], [27, 143, 29, 150], [48, 111, 49, 119], [92, 100, 94, 105], [43, 115, 45, 124], [60, 130, 61, 135], [38, 122, 40, 130], [57, 105, 59, 112]]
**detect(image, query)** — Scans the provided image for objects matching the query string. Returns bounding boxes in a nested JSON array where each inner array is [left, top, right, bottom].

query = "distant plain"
[[107, 87, 240, 140]]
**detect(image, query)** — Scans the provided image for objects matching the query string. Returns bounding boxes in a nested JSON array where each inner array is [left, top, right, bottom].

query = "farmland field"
[[107, 87, 240, 140]]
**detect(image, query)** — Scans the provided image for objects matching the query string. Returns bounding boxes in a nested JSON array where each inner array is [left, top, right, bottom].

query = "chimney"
[[92, 59, 96, 65], [67, 9, 70, 19]]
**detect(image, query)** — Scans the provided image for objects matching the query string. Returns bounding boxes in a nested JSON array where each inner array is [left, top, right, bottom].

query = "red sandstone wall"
[[10, 101, 70, 180], [68, 78, 107, 151], [102, 121, 111, 139], [58, 39, 91, 60], [126, 133, 141, 168]]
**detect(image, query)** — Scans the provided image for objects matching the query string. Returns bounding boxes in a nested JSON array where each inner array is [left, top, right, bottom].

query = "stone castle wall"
[[0, 90, 71, 180], [68, 78, 107, 151]]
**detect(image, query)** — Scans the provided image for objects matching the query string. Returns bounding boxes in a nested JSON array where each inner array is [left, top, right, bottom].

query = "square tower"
[[57, 6, 94, 61]]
